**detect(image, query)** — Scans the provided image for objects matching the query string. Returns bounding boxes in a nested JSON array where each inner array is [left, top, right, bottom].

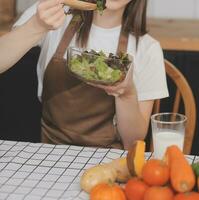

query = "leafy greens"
[[80, 0, 106, 13], [69, 49, 131, 85]]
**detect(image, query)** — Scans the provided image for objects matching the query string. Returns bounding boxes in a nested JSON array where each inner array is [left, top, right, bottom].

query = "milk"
[[153, 130, 184, 159]]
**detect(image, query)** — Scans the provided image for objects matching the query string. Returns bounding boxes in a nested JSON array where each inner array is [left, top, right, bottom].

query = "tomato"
[[144, 186, 174, 200], [142, 159, 169, 186], [174, 192, 199, 200], [90, 183, 126, 200], [125, 178, 149, 200]]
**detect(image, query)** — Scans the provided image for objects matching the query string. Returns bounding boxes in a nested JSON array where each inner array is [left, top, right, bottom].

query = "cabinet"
[[148, 18, 199, 51]]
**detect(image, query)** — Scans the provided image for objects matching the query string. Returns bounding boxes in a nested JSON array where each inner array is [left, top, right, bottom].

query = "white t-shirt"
[[14, 2, 169, 101]]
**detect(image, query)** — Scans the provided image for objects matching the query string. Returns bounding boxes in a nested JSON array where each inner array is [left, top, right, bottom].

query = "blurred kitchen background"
[[0, 0, 199, 154]]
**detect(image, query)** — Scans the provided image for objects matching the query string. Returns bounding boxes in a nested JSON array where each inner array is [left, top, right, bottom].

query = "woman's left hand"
[[88, 64, 136, 99]]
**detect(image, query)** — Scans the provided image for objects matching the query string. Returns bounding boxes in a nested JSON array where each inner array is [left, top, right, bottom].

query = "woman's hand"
[[88, 65, 136, 99], [36, 0, 66, 32]]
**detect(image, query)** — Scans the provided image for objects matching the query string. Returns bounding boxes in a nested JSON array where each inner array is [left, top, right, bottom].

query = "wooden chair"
[[152, 59, 196, 154]]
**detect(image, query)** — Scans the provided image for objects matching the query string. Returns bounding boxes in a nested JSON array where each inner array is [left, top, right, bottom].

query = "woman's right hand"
[[36, 0, 66, 32]]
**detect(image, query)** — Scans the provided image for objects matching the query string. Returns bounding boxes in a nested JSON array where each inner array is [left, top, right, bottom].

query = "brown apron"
[[41, 15, 129, 149]]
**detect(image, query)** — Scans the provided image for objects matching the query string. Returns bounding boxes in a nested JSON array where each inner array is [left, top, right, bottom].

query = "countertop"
[[1, 18, 199, 51]]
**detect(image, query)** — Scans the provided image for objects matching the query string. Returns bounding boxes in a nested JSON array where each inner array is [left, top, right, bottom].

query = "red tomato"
[[174, 192, 199, 200], [144, 186, 174, 200], [142, 159, 169, 186], [125, 178, 149, 200]]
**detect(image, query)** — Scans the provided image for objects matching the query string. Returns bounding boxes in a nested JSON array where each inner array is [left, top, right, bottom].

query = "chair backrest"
[[153, 59, 196, 154]]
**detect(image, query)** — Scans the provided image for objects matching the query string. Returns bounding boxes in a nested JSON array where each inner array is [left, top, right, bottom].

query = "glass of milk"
[[151, 113, 187, 159]]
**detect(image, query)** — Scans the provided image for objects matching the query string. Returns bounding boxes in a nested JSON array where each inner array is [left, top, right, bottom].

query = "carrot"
[[165, 145, 195, 192]]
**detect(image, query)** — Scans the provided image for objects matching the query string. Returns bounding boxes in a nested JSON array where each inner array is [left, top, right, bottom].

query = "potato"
[[111, 157, 132, 182], [80, 140, 146, 193], [80, 164, 117, 193]]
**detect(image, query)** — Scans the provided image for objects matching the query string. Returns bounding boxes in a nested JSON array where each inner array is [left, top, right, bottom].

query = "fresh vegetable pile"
[[80, 141, 199, 200], [68, 49, 131, 85]]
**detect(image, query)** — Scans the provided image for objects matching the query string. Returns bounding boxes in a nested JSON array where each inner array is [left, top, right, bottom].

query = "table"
[[148, 18, 199, 51], [0, 141, 198, 200], [1, 18, 199, 51]]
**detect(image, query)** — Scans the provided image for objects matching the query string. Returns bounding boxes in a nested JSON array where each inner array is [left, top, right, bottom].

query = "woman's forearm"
[[115, 94, 149, 150], [0, 15, 47, 74], [0, 0, 66, 73]]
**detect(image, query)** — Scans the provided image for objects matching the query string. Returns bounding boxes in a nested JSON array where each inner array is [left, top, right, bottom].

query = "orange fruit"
[[125, 178, 149, 200], [90, 183, 126, 200], [144, 186, 174, 200], [142, 159, 169, 186], [174, 192, 199, 200]]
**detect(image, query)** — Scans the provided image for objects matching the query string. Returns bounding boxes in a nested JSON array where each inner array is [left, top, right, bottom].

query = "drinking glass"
[[151, 112, 187, 159]]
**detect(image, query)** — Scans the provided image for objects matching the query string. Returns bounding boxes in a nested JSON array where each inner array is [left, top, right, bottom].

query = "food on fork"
[[63, 0, 106, 11]]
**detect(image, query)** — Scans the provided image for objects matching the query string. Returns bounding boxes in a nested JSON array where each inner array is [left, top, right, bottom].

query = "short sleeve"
[[134, 42, 169, 101]]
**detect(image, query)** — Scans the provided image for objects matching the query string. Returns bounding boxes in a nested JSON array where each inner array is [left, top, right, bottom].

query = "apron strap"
[[117, 31, 129, 55], [54, 15, 83, 59]]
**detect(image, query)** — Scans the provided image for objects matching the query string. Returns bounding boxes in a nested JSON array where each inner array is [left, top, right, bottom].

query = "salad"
[[68, 49, 132, 85], [80, 0, 106, 12]]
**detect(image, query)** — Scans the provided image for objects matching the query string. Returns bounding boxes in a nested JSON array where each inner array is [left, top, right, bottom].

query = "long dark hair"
[[74, 0, 147, 48]]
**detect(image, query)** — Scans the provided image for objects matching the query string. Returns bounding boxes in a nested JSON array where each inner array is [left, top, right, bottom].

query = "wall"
[[148, 0, 199, 19], [17, 0, 199, 19], [17, 0, 37, 13]]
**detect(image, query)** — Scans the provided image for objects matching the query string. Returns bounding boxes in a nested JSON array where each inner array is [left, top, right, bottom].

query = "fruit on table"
[[165, 145, 195, 192], [80, 164, 117, 193], [127, 140, 146, 177], [110, 140, 146, 182], [124, 177, 149, 200], [80, 158, 131, 192], [144, 186, 174, 200], [142, 159, 169, 186], [174, 192, 199, 200], [90, 183, 126, 200], [110, 157, 132, 183], [80, 158, 132, 193], [80, 140, 145, 193]]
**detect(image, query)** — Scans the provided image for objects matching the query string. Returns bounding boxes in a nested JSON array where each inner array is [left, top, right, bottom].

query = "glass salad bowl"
[[67, 47, 132, 85]]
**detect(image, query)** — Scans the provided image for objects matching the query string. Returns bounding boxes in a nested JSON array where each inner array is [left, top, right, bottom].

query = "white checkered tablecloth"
[[0, 140, 198, 200]]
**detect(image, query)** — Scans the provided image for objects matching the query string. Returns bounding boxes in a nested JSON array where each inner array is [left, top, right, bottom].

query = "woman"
[[0, 0, 168, 149]]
